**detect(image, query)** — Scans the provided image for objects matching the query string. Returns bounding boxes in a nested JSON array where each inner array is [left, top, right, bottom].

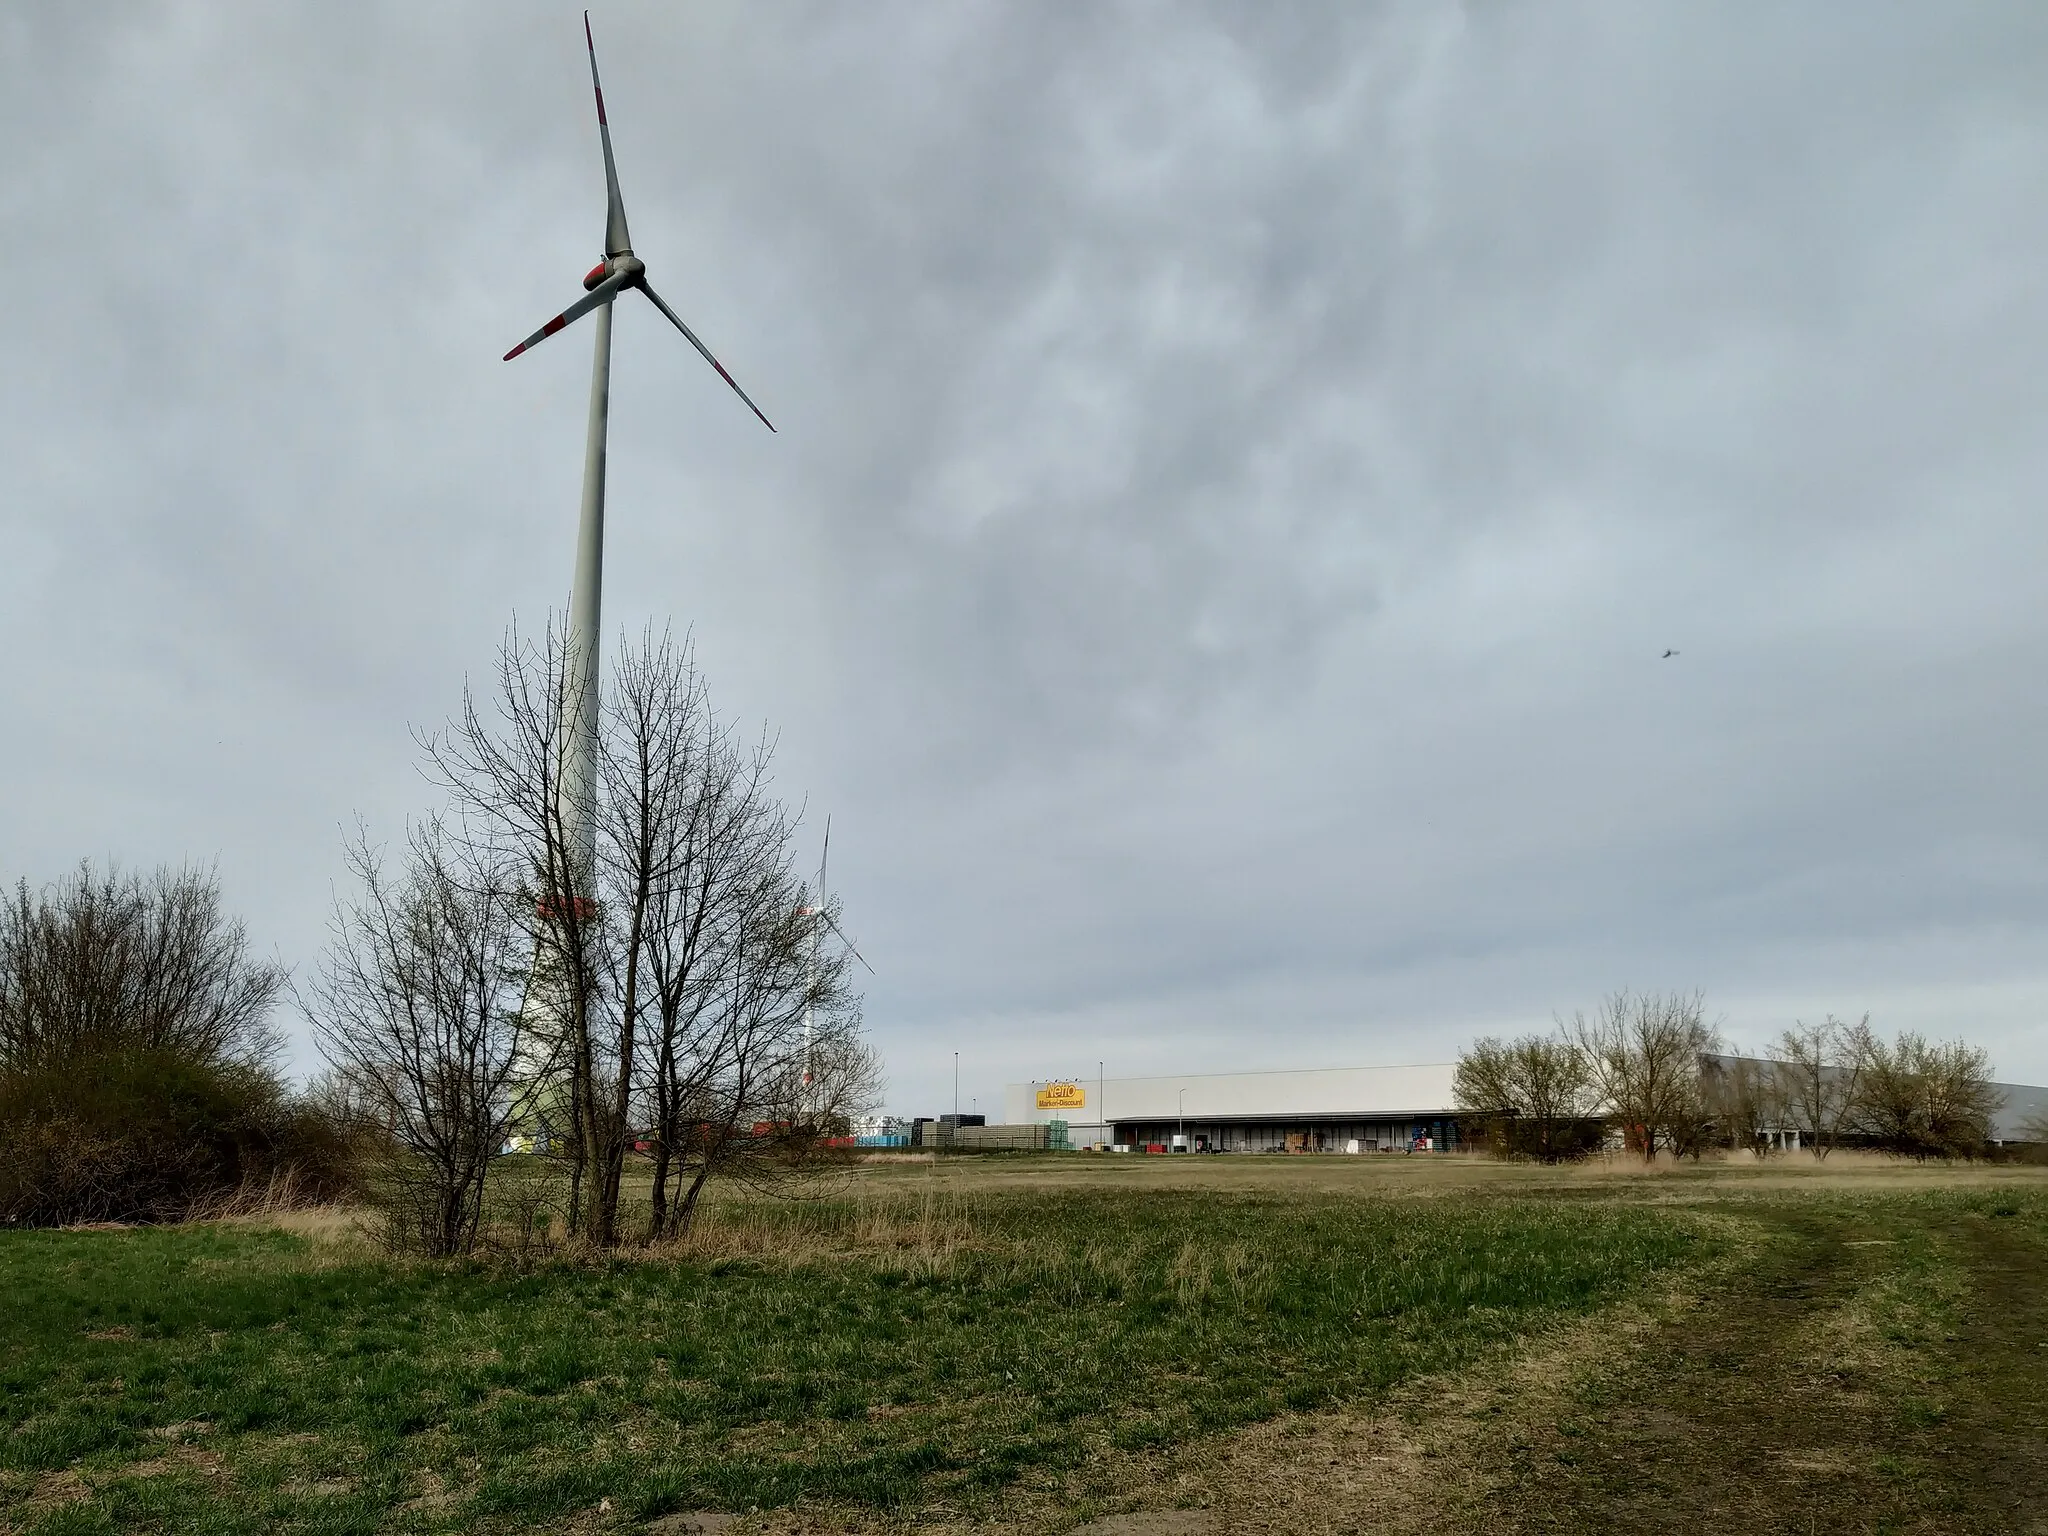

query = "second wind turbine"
[[503, 13, 775, 884]]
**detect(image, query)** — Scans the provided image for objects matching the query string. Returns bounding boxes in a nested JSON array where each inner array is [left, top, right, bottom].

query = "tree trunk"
[[675, 1159, 714, 1238], [648, 1137, 672, 1242]]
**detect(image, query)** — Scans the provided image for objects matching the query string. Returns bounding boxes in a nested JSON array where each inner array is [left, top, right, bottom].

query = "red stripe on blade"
[[542, 315, 566, 336], [503, 343, 526, 361]]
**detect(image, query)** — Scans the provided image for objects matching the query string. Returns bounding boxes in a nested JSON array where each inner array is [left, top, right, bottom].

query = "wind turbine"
[[503, 13, 774, 887], [797, 816, 873, 1120]]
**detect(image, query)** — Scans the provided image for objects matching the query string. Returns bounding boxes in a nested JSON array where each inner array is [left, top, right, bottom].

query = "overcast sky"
[[4, 2, 2046, 1112]]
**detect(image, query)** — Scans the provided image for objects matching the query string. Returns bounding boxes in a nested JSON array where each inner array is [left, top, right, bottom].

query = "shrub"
[[1853, 1032, 1998, 1160], [0, 862, 352, 1226], [0, 1050, 356, 1227], [1458, 1111, 1608, 1163], [1454, 1033, 1602, 1162]]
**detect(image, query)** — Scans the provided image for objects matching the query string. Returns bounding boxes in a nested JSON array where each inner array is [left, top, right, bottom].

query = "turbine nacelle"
[[584, 254, 644, 291]]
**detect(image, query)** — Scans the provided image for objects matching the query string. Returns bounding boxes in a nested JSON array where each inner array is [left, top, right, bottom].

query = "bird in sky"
[[1662, 649, 1680, 659]]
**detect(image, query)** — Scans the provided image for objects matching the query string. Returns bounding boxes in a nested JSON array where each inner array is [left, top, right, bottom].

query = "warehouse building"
[[1993, 1080, 2048, 1143], [1702, 1054, 2048, 1150], [1000, 1062, 1463, 1152]]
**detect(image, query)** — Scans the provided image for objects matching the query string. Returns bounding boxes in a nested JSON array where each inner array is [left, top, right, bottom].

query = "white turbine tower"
[[503, 13, 775, 885]]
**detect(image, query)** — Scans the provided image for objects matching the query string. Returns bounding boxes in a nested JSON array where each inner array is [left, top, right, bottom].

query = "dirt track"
[[1468, 1203, 2047, 1534], [1132, 1184, 2048, 1536]]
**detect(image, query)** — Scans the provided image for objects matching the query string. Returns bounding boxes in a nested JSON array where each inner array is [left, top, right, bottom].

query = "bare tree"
[[1921, 1040, 2000, 1158], [1453, 1032, 1597, 1162], [303, 823, 531, 1256], [1854, 1031, 1998, 1160], [612, 639, 781, 1239], [1774, 1015, 1869, 1160], [798, 1023, 886, 1139], [2018, 1106, 2048, 1164], [0, 861, 283, 1070], [599, 629, 869, 1242], [602, 629, 755, 1245], [420, 619, 612, 1237], [1855, 1031, 1924, 1157], [1564, 990, 1718, 1161], [1701, 1054, 1788, 1158], [409, 620, 869, 1248], [646, 839, 865, 1238]]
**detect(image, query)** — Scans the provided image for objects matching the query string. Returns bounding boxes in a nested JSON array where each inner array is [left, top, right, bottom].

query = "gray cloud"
[[3, 1, 2045, 1113]]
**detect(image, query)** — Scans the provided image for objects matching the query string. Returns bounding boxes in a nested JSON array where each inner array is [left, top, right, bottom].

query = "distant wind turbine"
[[503, 12, 774, 887], [798, 817, 873, 1111]]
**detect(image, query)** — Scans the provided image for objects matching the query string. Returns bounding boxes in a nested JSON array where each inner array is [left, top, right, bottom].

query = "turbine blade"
[[638, 281, 777, 432], [820, 910, 874, 974], [585, 13, 632, 258], [502, 271, 629, 361]]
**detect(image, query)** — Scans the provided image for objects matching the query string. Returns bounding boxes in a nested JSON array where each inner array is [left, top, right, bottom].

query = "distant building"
[[1703, 1053, 2048, 1149], [1003, 1063, 1462, 1153], [1997, 1081, 2048, 1143], [852, 1114, 914, 1140]]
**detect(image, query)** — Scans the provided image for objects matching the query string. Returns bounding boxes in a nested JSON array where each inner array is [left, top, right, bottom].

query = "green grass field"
[[1, 1172, 1704, 1534], [4, 1157, 2045, 1535]]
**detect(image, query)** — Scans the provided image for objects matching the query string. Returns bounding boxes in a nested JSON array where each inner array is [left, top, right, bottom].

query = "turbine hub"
[[582, 254, 645, 291]]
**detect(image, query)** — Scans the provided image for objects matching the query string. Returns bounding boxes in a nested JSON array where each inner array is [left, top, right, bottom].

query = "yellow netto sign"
[[1035, 1082, 1086, 1110]]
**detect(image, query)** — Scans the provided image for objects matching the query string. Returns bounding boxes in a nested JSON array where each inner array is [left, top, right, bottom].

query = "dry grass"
[[843, 1147, 2048, 1201], [643, 1185, 991, 1273], [210, 1203, 379, 1270]]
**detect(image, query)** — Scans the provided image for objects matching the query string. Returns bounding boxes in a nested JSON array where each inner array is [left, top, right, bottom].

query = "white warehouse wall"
[[1002, 1062, 1460, 1130]]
